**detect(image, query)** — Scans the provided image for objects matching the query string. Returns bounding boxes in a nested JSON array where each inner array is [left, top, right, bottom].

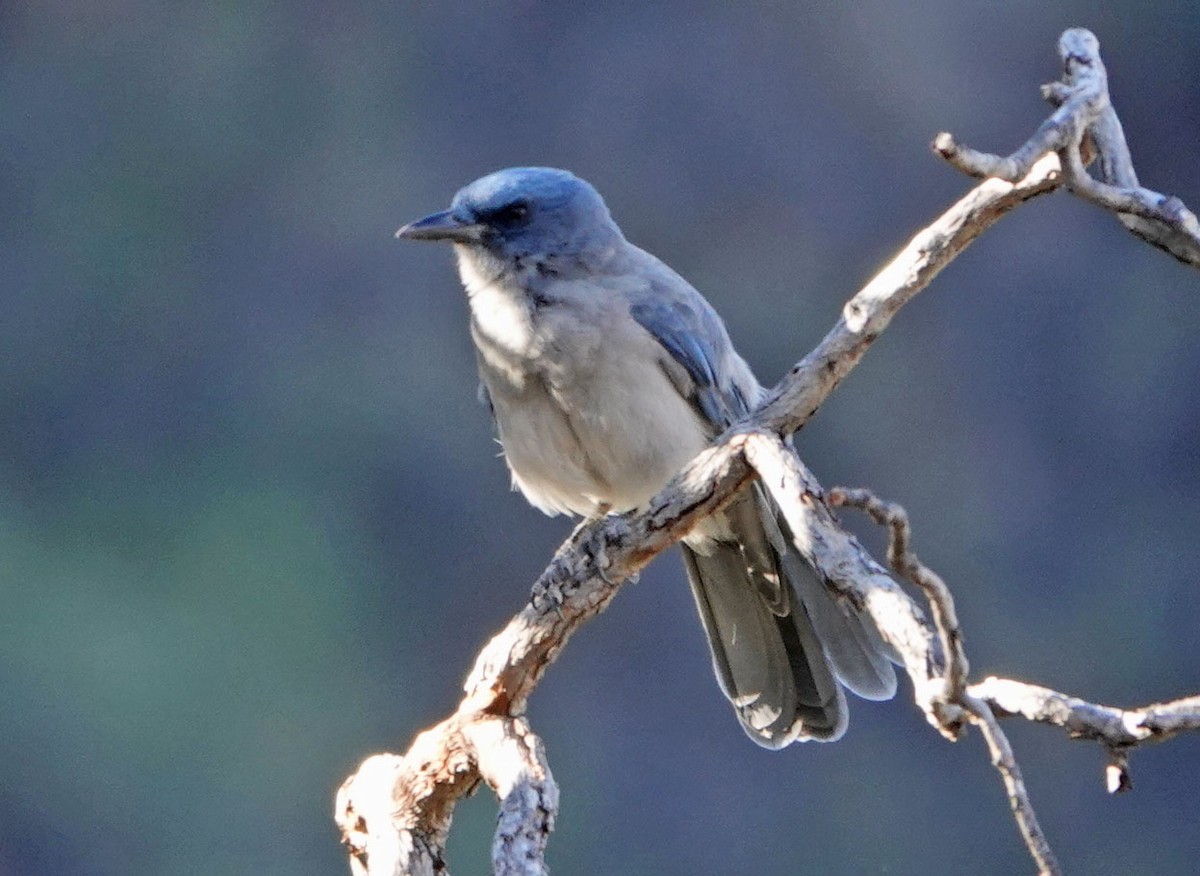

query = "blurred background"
[[3, 2, 1199, 873]]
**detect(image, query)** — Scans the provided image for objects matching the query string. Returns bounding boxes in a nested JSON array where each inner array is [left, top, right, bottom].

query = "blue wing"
[[629, 289, 749, 429]]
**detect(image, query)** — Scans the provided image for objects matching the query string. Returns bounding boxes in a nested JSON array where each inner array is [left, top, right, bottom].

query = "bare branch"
[[466, 718, 558, 874], [335, 443, 756, 875], [932, 29, 1105, 183], [336, 755, 412, 876], [756, 155, 1059, 437], [826, 483, 1058, 872], [335, 715, 558, 876], [961, 694, 1061, 876], [828, 482, 1200, 868], [934, 27, 1200, 269], [827, 487, 969, 703], [971, 677, 1200, 760]]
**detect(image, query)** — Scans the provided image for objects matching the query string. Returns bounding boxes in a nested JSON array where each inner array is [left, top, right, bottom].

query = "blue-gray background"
[[3, 2, 1199, 874]]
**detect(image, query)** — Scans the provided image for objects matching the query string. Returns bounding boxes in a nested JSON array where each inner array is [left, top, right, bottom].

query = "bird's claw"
[[531, 578, 568, 617]]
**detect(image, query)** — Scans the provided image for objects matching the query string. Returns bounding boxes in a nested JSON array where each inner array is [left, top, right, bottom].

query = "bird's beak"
[[395, 210, 485, 243]]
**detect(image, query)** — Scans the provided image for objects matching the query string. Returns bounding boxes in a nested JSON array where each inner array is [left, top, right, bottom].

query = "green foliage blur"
[[2, 2, 1199, 874]]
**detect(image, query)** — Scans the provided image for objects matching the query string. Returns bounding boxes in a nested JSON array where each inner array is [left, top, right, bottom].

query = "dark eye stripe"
[[481, 201, 530, 224]]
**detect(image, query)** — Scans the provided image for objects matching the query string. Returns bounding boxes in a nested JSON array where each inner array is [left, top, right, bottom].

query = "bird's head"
[[396, 168, 622, 270]]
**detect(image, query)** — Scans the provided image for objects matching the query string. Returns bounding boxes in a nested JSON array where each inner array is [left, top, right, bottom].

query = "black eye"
[[488, 202, 530, 225]]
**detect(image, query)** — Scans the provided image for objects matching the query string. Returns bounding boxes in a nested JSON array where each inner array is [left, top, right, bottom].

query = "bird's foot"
[[531, 577, 568, 617]]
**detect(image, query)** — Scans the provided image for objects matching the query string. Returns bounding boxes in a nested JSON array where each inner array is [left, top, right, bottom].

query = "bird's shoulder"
[[612, 246, 763, 424]]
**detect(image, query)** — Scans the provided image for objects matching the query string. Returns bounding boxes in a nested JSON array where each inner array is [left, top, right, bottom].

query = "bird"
[[397, 167, 896, 747]]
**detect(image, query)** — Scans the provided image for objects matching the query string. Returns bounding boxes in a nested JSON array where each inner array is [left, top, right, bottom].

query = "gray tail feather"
[[760, 483, 898, 701], [681, 484, 897, 747]]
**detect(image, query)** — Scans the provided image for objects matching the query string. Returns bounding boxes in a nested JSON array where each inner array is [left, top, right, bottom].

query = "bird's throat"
[[458, 249, 539, 363]]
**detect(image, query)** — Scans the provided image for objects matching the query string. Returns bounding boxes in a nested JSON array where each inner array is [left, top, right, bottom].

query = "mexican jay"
[[397, 167, 895, 747]]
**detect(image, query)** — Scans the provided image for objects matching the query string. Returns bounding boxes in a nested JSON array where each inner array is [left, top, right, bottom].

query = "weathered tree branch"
[[337, 28, 1198, 876], [933, 28, 1200, 269], [827, 484, 1057, 874], [970, 677, 1200, 793]]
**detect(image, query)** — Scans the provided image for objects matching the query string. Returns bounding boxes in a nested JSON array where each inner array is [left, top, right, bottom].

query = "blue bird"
[[398, 167, 896, 746]]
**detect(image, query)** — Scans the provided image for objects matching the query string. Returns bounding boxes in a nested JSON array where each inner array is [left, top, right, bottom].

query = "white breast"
[[460, 262, 712, 518]]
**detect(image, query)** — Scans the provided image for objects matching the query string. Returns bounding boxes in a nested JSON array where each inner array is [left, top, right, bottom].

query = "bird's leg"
[[584, 505, 620, 585], [530, 562, 568, 615]]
